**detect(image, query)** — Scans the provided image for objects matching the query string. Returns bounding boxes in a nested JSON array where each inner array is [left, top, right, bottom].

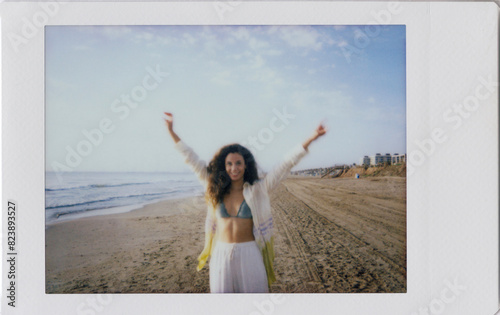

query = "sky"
[[45, 25, 406, 173]]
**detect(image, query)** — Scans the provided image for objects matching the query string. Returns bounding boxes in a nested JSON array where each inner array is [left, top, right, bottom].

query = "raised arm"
[[263, 122, 328, 192], [302, 122, 327, 151], [164, 112, 181, 144], [164, 112, 209, 184]]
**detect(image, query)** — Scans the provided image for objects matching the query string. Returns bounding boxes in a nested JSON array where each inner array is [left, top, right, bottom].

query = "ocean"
[[45, 171, 204, 225]]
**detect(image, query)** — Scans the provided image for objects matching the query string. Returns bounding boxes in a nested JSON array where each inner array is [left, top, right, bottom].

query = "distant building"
[[391, 153, 406, 164], [370, 153, 384, 165], [360, 153, 407, 166], [360, 156, 370, 166], [383, 153, 391, 164]]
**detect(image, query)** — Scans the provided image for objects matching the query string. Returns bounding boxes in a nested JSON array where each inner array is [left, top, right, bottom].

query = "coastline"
[[46, 176, 406, 293], [45, 192, 204, 228]]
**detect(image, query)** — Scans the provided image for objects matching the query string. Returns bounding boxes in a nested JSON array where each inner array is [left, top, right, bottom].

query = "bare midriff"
[[217, 218, 255, 243], [217, 194, 255, 243]]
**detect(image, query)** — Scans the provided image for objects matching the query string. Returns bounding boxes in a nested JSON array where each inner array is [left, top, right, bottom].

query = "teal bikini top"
[[218, 199, 253, 219]]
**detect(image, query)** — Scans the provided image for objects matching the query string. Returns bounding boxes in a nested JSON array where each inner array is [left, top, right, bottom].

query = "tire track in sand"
[[270, 178, 406, 293]]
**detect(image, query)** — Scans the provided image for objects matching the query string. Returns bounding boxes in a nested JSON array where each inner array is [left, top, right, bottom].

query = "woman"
[[164, 112, 327, 293]]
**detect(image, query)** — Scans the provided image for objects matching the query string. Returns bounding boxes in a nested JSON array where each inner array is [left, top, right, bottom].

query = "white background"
[[1, 1, 498, 315]]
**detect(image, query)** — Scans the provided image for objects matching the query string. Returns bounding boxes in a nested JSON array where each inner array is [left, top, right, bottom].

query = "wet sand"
[[45, 176, 406, 293]]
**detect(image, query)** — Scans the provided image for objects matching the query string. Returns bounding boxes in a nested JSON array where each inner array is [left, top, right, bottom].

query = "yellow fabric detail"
[[261, 236, 276, 287], [197, 206, 217, 271], [196, 231, 215, 271]]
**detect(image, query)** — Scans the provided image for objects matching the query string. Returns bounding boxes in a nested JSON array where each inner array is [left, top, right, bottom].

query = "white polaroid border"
[[1, 1, 498, 315]]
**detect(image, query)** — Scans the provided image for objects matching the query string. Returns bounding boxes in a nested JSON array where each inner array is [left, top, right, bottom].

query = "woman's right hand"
[[164, 112, 181, 144], [164, 112, 174, 132]]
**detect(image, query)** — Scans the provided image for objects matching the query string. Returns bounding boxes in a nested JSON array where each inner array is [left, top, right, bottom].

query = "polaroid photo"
[[1, 1, 498, 315]]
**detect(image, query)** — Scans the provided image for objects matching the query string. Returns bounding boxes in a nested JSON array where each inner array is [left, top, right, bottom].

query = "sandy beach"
[[46, 176, 406, 293]]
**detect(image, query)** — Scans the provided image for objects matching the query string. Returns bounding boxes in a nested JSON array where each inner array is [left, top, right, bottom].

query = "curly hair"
[[205, 144, 259, 209]]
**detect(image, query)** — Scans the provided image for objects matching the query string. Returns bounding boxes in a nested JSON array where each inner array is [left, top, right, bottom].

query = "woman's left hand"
[[302, 122, 328, 151], [311, 122, 328, 141]]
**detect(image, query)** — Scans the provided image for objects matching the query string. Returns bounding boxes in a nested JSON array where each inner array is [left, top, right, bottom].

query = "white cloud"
[[250, 68, 283, 87], [264, 49, 283, 56], [210, 70, 233, 86], [73, 45, 91, 51], [149, 52, 162, 59], [245, 53, 286, 89], [358, 106, 404, 123], [230, 51, 251, 60], [353, 28, 367, 40], [291, 89, 352, 115], [337, 40, 348, 47], [182, 33, 197, 45], [271, 26, 337, 52], [251, 55, 265, 69], [155, 35, 173, 46], [277, 26, 323, 51], [231, 27, 250, 41], [47, 77, 76, 91], [227, 28, 283, 57], [75, 26, 133, 41], [101, 26, 132, 40], [327, 38, 337, 46], [197, 26, 219, 55], [135, 31, 154, 42]]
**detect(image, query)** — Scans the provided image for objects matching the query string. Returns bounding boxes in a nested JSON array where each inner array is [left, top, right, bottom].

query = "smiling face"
[[225, 152, 246, 182]]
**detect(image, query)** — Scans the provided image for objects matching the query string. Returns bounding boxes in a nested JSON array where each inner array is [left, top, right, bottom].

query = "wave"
[[47, 204, 141, 220], [45, 190, 184, 210], [45, 182, 151, 192], [45, 179, 196, 192]]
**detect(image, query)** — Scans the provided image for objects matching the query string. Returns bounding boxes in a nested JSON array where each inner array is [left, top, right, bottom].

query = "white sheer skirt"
[[209, 240, 269, 293]]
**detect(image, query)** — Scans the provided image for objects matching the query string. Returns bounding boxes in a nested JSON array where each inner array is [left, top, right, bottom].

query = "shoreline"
[[45, 192, 205, 228], [46, 176, 406, 293]]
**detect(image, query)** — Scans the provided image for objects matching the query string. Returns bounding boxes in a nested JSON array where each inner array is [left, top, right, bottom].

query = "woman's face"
[[225, 153, 246, 182]]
